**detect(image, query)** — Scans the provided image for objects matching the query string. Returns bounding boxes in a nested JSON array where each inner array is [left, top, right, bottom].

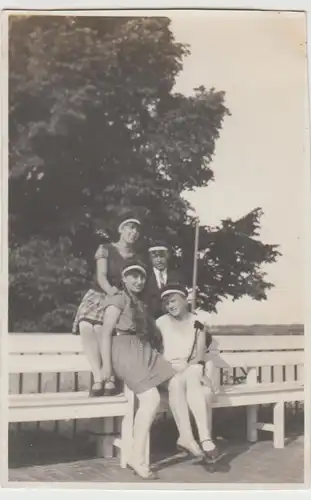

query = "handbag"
[[187, 320, 218, 393], [187, 320, 213, 363]]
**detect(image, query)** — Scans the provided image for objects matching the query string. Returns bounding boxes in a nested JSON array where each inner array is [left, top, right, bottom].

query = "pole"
[[191, 218, 200, 313]]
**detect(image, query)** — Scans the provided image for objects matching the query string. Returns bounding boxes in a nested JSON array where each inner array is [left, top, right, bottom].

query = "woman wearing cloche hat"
[[72, 209, 145, 397], [99, 259, 175, 479], [156, 282, 221, 464]]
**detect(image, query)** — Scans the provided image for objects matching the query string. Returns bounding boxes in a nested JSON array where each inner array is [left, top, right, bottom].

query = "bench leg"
[[273, 401, 285, 449], [246, 405, 258, 442], [95, 417, 114, 458]]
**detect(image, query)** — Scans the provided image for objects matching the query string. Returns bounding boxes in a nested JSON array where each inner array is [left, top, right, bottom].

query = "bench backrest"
[[8, 333, 304, 375]]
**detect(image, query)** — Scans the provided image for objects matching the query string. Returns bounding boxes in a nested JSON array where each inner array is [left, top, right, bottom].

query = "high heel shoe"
[[200, 439, 224, 463], [103, 380, 120, 396], [127, 460, 159, 480], [89, 382, 106, 397]]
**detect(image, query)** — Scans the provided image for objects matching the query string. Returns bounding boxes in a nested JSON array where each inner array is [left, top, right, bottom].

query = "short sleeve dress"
[[72, 243, 144, 334], [104, 292, 175, 394], [156, 313, 197, 372]]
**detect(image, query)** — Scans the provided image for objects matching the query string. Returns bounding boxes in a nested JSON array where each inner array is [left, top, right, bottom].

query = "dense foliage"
[[9, 16, 280, 332]]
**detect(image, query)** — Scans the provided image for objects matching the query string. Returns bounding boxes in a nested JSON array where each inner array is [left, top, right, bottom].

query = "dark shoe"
[[104, 386, 121, 396], [201, 440, 224, 463], [89, 382, 106, 397], [127, 461, 159, 480], [104, 380, 120, 396]]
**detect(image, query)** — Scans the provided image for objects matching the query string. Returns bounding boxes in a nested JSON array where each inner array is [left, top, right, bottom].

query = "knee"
[[79, 321, 94, 336], [140, 387, 161, 411], [168, 374, 184, 394], [186, 366, 203, 388]]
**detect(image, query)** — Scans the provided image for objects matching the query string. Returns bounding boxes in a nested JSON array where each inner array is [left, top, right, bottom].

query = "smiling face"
[[163, 293, 188, 318], [150, 249, 169, 271], [119, 221, 140, 245], [122, 270, 146, 294]]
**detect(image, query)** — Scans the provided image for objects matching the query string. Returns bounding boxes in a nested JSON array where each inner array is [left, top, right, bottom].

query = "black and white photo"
[[3, 8, 307, 488]]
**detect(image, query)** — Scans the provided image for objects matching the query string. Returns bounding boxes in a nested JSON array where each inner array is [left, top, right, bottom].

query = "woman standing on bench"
[[156, 283, 220, 462], [72, 210, 145, 397], [100, 259, 175, 479]]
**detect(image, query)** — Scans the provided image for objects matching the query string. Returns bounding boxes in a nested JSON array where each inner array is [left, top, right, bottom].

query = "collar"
[[153, 267, 167, 276]]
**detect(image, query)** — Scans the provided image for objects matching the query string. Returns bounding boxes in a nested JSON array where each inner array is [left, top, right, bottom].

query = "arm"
[[100, 305, 121, 380], [149, 318, 164, 353], [96, 258, 118, 296], [188, 328, 206, 365]]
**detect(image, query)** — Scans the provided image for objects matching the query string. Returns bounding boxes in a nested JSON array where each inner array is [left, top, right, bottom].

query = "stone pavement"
[[9, 435, 304, 485]]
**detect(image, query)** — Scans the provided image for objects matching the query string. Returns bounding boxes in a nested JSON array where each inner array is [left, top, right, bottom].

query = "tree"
[[9, 15, 281, 332]]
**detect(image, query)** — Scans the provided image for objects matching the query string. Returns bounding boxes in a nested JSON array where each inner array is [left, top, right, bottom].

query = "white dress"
[[156, 313, 197, 372], [156, 312, 219, 393]]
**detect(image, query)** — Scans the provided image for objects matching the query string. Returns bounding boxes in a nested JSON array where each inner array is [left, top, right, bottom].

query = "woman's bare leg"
[[79, 321, 102, 383]]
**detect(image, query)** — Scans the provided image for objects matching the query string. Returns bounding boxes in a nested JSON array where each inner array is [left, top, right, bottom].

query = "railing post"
[[246, 367, 258, 442]]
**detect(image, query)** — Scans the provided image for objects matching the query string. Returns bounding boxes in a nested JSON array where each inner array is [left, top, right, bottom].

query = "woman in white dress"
[[156, 283, 220, 462]]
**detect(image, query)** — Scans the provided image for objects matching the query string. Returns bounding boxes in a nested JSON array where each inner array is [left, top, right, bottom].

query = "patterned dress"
[[104, 292, 175, 394], [72, 243, 142, 334]]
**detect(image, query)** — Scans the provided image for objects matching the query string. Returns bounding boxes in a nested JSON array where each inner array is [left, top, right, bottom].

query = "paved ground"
[[9, 434, 304, 485]]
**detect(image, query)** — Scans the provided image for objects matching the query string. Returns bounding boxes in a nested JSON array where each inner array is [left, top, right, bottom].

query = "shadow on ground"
[[9, 405, 304, 470]]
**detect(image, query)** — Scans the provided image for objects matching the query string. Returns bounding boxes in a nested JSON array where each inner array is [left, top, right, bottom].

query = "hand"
[[172, 360, 188, 373]]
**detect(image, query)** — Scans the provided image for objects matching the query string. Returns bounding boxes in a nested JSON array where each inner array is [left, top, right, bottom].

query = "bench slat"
[[210, 335, 303, 351], [157, 381, 304, 413], [9, 350, 303, 374], [213, 387, 304, 408], [9, 334, 304, 354], [218, 381, 302, 395], [9, 354, 89, 374], [9, 334, 83, 354], [9, 391, 127, 405], [210, 351, 303, 368], [9, 400, 130, 423], [10, 382, 303, 422]]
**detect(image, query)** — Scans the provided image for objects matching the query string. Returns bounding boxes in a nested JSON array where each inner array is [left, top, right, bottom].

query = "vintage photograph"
[[6, 9, 306, 486]]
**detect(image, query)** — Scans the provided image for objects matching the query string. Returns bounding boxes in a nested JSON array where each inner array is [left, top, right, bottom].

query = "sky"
[[169, 11, 308, 325]]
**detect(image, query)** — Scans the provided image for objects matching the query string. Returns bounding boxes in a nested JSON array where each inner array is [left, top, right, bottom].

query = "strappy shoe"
[[89, 381, 105, 397], [127, 460, 159, 480], [176, 439, 205, 461], [201, 439, 224, 463], [103, 380, 120, 396]]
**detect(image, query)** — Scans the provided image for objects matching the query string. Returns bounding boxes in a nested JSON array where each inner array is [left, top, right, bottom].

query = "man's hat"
[[148, 240, 170, 253], [121, 259, 148, 278], [160, 282, 188, 300], [117, 211, 142, 232]]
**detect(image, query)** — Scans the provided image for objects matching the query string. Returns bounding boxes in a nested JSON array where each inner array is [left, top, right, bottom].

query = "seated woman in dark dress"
[[72, 211, 145, 397], [100, 260, 175, 480]]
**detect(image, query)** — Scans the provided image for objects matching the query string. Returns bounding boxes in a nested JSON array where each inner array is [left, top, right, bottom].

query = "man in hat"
[[144, 240, 184, 319]]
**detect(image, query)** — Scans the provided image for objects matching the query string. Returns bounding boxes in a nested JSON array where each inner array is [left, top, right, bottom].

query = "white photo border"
[[1, 1, 310, 498]]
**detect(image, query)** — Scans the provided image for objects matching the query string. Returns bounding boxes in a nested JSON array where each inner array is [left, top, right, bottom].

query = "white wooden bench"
[[9, 333, 304, 468], [8, 334, 134, 468], [146, 333, 304, 464]]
